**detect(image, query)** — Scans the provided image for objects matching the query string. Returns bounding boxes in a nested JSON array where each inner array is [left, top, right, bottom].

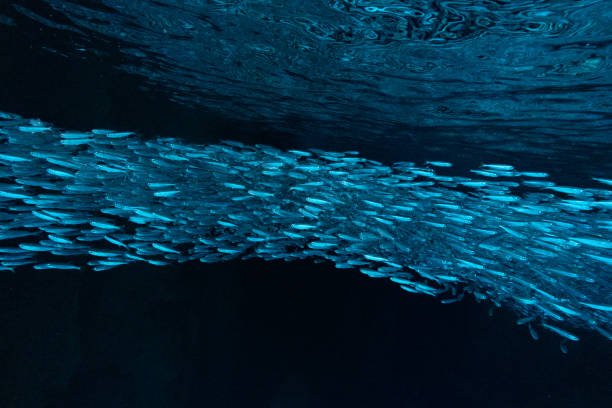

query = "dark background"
[[1, 2, 611, 407]]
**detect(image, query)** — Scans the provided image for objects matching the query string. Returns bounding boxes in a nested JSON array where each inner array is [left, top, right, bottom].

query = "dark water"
[[4, 0, 612, 182], [1, 1, 611, 407]]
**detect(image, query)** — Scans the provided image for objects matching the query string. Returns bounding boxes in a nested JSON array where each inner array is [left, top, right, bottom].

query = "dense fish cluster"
[[1, 112, 611, 347]]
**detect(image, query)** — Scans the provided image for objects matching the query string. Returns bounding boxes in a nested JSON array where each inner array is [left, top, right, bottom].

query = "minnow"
[[133, 209, 174, 222], [148, 182, 175, 189], [223, 182, 246, 189], [593, 177, 612, 186], [0, 191, 29, 199], [291, 224, 316, 230], [152, 242, 180, 254], [106, 131, 134, 138], [426, 161, 452, 167], [104, 236, 127, 248], [34, 263, 80, 270], [90, 221, 120, 230], [47, 168, 75, 178], [570, 237, 612, 249], [541, 323, 579, 341], [18, 126, 51, 133], [247, 190, 274, 198], [482, 163, 514, 171], [61, 132, 91, 139], [0, 153, 30, 162], [154, 190, 179, 197], [48, 235, 72, 244]]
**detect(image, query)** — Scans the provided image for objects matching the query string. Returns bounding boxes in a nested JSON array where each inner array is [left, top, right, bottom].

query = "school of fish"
[[0, 111, 611, 350]]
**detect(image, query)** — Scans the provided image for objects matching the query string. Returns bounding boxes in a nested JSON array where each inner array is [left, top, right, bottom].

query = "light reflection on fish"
[[0, 112, 611, 348]]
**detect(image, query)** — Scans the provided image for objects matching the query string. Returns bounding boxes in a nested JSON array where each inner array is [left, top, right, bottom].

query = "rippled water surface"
[[3, 0, 612, 177]]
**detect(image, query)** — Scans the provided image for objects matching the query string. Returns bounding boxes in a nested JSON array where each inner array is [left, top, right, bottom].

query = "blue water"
[[1, 1, 612, 406], [5, 0, 612, 180]]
